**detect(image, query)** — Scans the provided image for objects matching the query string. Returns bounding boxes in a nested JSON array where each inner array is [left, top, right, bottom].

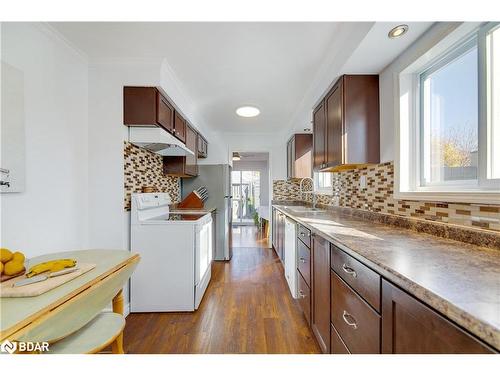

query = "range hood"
[[129, 127, 194, 156]]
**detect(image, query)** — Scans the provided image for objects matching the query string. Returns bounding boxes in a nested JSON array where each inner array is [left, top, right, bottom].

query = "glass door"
[[231, 170, 260, 225]]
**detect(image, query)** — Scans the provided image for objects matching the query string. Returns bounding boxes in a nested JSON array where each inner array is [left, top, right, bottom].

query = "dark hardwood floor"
[[124, 227, 320, 354]]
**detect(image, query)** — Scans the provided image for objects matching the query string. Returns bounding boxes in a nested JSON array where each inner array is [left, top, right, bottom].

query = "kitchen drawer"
[[331, 245, 381, 312], [331, 323, 350, 354], [297, 239, 311, 287], [297, 272, 311, 325], [297, 224, 311, 248], [331, 271, 380, 353]]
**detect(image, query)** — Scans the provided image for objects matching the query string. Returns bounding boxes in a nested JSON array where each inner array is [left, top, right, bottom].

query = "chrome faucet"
[[299, 177, 317, 209]]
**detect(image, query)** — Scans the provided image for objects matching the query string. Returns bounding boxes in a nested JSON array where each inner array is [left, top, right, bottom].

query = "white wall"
[[0, 23, 89, 257], [221, 132, 287, 181], [378, 23, 461, 162], [87, 60, 161, 251], [160, 59, 229, 165], [232, 159, 270, 206]]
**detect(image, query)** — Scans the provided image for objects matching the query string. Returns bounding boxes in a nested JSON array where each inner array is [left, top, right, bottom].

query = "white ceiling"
[[342, 22, 434, 74], [50, 22, 433, 134]]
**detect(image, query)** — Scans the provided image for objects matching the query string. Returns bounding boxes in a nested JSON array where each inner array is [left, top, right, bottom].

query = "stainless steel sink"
[[287, 206, 325, 214]]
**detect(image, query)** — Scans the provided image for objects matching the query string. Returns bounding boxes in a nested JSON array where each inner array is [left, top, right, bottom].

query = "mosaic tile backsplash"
[[273, 161, 500, 232], [124, 141, 180, 211]]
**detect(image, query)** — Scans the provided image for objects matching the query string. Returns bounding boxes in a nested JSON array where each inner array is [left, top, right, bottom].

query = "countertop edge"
[[272, 204, 500, 351]]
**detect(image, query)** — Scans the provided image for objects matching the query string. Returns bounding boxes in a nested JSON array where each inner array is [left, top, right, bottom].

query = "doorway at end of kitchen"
[[231, 151, 270, 248]]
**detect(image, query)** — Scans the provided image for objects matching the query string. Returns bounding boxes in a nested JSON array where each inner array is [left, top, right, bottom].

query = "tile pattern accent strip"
[[273, 161, 500, 233], [124, 141, 180, 211]]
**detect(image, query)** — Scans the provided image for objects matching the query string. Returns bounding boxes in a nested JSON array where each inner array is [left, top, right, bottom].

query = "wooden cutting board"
[[0, 263, 96, 298]]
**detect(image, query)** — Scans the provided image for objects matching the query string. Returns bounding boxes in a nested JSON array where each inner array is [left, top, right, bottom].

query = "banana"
[[26, 259, 77, 278]]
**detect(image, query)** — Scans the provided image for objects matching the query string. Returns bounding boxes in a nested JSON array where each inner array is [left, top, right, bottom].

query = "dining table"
[[0, 249, 140, 354]]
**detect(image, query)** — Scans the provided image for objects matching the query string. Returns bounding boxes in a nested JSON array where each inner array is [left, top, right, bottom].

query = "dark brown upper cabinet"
[[313, 101, 326, 171], [157, 92, 175, 133], [163, 123, 198, 177], [173, 111, 187, 143], [124, 86, 175, 133], [198, 135, 208, 158], [287, 133, 313, 179], [124, 86, 208, 162], [313, 75, 380, 172]]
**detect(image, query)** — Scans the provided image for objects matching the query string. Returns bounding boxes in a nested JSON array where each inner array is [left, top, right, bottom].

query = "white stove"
[[130, 193, 213, 312]]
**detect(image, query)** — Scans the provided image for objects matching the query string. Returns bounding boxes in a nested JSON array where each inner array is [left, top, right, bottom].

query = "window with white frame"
[[313, 172, 333, 194], [397, 22, 500, 203], [419, 37, 479, 187], [485, 24, 500, 180]]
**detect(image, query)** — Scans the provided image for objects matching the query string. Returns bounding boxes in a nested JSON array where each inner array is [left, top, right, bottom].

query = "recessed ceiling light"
[[236, 106, 260, 118], [232, 152, 241, 161], [388, 24, 409, 39]]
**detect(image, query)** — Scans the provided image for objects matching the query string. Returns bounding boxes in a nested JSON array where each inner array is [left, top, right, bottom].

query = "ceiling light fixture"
[[236, 106, 260, 118], [232, 152, 241, 161], [388, 24, 409, 39]]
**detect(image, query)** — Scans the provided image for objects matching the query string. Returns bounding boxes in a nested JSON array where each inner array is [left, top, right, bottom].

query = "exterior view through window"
[[231, 170, 261, 225], [420, 41, 478, 186]]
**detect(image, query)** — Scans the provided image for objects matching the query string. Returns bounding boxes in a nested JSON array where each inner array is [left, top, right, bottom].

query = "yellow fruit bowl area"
[[0, 248, 27, 282]]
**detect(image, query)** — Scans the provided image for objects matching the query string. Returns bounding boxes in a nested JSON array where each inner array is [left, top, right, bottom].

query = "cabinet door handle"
[[342, 263, 357, 278], [299, 257, 306, 263], [299, 290, 306, 299], [300, 232, 305, 237], [342, 311, 358, 329]]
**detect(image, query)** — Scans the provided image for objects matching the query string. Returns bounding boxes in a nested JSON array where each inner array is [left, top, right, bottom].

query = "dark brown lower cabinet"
[[331, 271, 380, 353], [331, 323, 350, 354], [297, 239, 311, 287], [311, 234, 331, 353], [271, 209, 285, 261], [297, 272, 311, 325], [381, 280, 495, 354], [277, 212, 285, 262], [272, 208, 278, 251]]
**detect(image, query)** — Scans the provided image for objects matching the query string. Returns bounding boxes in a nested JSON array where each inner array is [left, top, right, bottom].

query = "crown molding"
[[33, 22, 88, 63]]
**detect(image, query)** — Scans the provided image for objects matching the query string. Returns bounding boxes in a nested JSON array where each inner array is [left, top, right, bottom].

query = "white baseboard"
[[124, 303, 130, 317]]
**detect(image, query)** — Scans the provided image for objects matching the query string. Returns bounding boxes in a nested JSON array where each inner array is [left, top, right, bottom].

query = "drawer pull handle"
[[300, 232, 305, 237], [299, 257, 306, 263], [342, 311, 358, 329], [342, 263, 357, 278], [299, 290, 306, 299]]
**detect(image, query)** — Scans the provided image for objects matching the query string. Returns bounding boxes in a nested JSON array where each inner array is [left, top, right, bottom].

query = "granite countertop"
[[273, 204, 500, 351]]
